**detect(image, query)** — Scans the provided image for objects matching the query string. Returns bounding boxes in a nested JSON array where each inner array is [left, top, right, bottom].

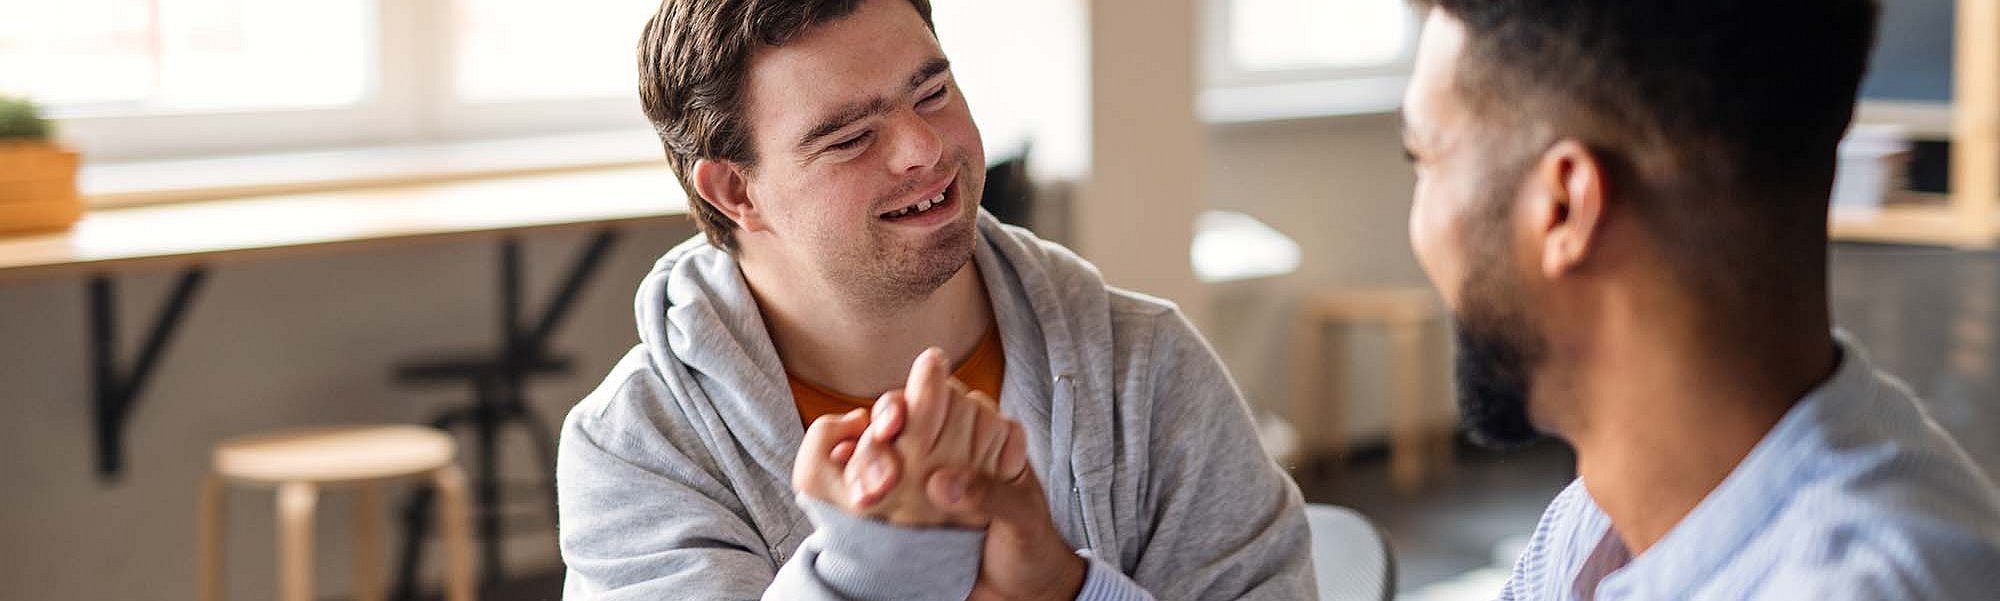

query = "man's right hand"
[[848, 347, 1028, 527], [791, 347, 1027, 528]]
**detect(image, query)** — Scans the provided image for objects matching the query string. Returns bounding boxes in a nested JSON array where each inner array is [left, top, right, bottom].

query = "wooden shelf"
[[1833, 2, 2000, 249], [1831, 201, 1998, 248], [0, 166, 687, 282]]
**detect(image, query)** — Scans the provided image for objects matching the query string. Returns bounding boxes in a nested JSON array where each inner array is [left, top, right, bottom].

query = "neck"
[[1559, 279, 1837, 557], [738, 250, 992, 399]]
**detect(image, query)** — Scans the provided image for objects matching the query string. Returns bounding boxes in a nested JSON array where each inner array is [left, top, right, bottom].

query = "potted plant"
[[0, 95, 82, 233]]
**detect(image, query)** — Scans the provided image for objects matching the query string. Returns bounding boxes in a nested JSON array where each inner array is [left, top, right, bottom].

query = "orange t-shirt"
[[790, 327, 1005, 427]]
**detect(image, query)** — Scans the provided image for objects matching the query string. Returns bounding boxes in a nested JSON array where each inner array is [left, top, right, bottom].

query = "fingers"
[[925, 460, 1046, 525], [968, 391, 1008, 474], [792, 409, 870, 499], [867, 391, 907, 445], [902, 347, 952, 454], [798, 409, 868, 470], [830, 440, 856, 465], [844, 432, 902, 509], [931, 378, 980, 467], [996, 420, 1029, 481]]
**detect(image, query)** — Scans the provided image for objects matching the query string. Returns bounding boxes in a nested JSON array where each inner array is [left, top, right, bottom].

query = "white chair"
[[1305, 503, 1396, 601]]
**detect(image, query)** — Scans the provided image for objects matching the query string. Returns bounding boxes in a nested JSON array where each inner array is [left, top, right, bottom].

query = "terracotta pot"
[[0, 140, 82, 234]]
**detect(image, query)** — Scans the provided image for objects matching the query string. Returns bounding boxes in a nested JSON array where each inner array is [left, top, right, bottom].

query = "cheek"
[[1410, 181, 1470, 304], [750, 175, 851, 236], [939, 104, 983, 163]]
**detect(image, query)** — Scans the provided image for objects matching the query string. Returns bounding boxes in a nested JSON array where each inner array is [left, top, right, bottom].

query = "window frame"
[[40, 0, 649, 161], [1199, 0, 1422, 123]]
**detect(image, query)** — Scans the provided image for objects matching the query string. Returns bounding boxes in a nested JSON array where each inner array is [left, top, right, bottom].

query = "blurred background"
[[0, 1, 1981, 600]]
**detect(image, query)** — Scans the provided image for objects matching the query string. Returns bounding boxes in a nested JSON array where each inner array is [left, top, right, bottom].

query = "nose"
[[886, 109, 943, 174]]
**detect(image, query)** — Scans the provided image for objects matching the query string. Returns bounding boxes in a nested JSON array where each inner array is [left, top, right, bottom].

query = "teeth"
[[884, 192, 948, 219]]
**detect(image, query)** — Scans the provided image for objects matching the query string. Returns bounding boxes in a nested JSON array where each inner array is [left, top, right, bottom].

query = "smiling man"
[[554, 0, 1312, 599], [1401, 0, 2000, 599]]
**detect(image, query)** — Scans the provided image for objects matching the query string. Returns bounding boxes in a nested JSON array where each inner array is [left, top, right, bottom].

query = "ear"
[[691, 158, 767, 232], [1524, 139, 1607, 278]]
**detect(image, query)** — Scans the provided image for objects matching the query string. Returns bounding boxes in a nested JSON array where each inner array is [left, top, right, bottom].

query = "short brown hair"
[[638, 0, 936, 252]]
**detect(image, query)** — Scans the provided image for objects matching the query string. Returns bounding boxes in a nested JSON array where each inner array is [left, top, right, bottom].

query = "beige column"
[[1079, 0, 1211, 327], [1955, 0, 1999, 244]]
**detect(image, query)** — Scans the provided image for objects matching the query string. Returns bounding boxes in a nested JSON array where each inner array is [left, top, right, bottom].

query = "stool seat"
[[215, 425, 456, 485], [202, 424, 475, 601]]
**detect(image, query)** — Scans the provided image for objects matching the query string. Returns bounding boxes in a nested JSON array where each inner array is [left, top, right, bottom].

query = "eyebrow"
[[794, 57, 954, 153]]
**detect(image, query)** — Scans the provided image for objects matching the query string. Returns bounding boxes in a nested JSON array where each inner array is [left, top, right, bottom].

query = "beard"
[[1450, 155, 1548, 449], [825, 148, 984, 307], [1450, 292, 1544, 449]]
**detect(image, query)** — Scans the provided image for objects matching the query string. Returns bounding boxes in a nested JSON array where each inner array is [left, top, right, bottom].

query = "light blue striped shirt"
[[1499, 334, 2000, 601]]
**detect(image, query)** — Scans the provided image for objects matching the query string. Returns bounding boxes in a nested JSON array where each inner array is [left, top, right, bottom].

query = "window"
[[931, 0, 1089, 180], [0, 0, 370, 115], [0, 0, 654, 160], [1201, 0, 1420, 123], [1225, 0, 1411, 74], [451, 0, 658, 103]]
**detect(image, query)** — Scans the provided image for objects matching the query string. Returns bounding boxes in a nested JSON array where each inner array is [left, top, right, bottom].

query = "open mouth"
[[878, 176, 957, 222]]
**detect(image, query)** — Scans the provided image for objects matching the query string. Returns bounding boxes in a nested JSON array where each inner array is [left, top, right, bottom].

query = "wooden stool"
[[199, 425, 477, 601], [1288, 288, 1452, 493]]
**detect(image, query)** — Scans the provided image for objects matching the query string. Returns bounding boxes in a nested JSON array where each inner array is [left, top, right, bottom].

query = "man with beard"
[[554, 0, 1312, 599], [1400, 0, 2000, 599]]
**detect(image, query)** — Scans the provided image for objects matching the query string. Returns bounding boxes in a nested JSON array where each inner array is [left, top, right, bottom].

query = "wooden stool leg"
[[1424, 319, 1456, 470], [1390, 319, 1427, 494], [198, 473, 227, 601], [1288, 314, 1322, 460], [352, 482, 385, 601], [1321, 324, 1351, 467], [277, 482, 319, 601], [433, 465, 478, 601]]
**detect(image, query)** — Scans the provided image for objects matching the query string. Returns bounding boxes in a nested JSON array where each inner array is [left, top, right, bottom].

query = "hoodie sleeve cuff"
[[1074, 549, 1157, 601], [796, 495, 985, 601]]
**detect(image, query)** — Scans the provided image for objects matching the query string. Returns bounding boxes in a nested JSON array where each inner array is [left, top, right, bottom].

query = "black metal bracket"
[[92, 267, 209, 480], [391, 227, 621, 597], [507, 228, 621, 362]]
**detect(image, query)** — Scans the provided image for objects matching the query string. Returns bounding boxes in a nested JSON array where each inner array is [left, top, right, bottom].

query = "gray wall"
[[1202, 113, 1455, 457]]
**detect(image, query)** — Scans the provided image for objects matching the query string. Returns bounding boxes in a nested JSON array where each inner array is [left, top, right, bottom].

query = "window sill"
[[1854, 101, 1951, 141], [1199, 76, 1408, 126], [81, 129, 666, 208]]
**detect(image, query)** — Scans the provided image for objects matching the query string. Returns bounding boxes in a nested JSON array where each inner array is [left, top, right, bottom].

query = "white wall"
[[0, 221, 697, 600], [933, 0, 1090, 181]]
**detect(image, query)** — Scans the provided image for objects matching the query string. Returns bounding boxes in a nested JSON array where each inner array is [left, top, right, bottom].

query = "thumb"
[[927, 464, 1043, 525]]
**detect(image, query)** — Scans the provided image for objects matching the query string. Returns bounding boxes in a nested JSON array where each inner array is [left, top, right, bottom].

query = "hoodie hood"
[[632, 210, 1124, 546]]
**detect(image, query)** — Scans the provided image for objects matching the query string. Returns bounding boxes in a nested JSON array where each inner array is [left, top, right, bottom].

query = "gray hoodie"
[[557, 212, 1314, 600]]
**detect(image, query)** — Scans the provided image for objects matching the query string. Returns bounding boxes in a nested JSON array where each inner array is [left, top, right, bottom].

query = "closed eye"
[[829, 131, 873, 152], [919, 84, 950, 109]]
